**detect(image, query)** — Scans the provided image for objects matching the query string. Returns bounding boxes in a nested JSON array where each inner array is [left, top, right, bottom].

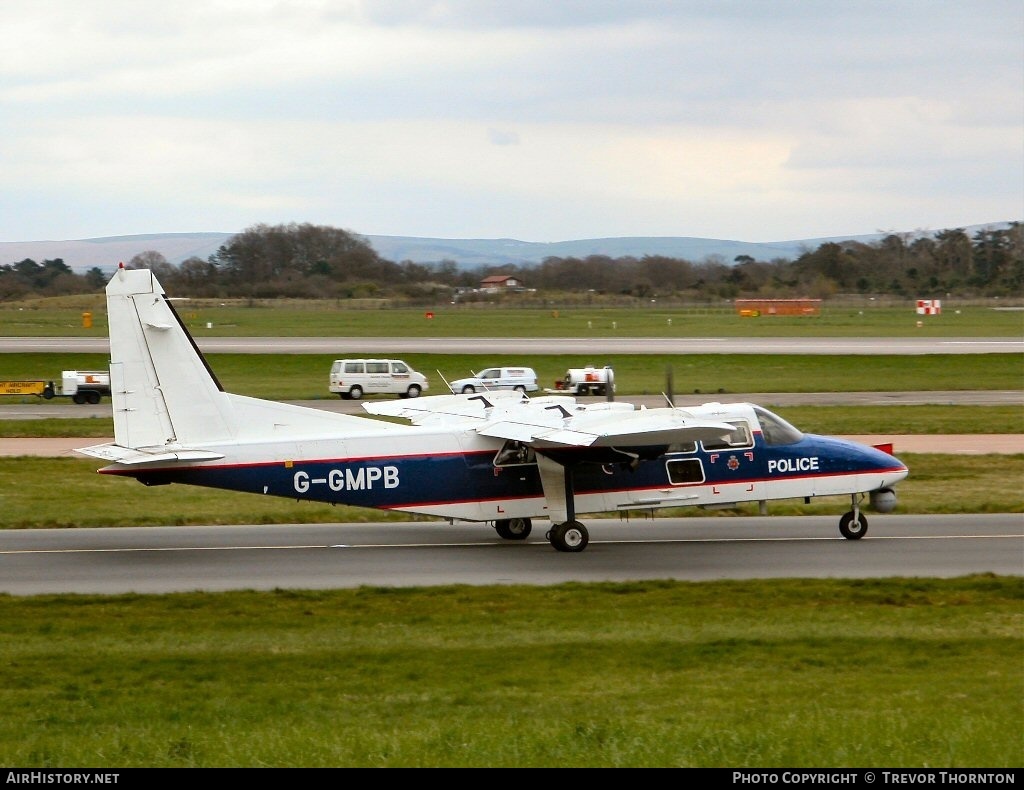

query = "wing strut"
[[563, 464, 576, 524], [536, 454, 589, 553]]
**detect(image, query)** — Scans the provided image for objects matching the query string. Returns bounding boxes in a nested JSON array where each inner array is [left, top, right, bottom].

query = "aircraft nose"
[[880, 453, 909, 484], [854, 440, 909, 484]]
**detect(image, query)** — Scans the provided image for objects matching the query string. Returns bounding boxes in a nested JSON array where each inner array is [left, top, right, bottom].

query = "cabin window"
[[494, 440, 537, 467], [667, 458, 705, 485], [391, 362, 410, 374], [701, 421, 753, 451], [753, 406, 804, 446], [343, 362, 364, 374], [667, 441, 697, 454], [366, 362, 389, 374]]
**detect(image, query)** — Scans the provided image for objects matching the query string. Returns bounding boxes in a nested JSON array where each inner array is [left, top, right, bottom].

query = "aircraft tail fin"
[[105, 264, 240, 449]]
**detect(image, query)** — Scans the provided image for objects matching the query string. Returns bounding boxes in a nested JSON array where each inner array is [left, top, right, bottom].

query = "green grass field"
[[1, 577, 1020, 767], [2, 299, 1023, 337]]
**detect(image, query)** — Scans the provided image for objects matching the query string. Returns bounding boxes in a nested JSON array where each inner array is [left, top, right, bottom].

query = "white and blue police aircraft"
[[77, 265, 909, 553]]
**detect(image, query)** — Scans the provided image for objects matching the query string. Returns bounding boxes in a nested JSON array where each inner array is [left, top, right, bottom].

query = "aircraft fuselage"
[[102, 416, 907, 524]]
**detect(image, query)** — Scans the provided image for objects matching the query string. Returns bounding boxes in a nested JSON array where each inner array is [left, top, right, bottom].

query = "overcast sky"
[[2, 0, 1021, 244]]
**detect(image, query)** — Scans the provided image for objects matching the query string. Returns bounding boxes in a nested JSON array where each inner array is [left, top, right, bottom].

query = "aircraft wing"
[[479, 406, 735, 448], [363, 391, 527, 424], [75, 442, 225, 465], [365, 394, 734, 449]]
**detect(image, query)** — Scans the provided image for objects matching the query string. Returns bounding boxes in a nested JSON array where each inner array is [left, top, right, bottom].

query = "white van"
[[448, 366, 538, 394], [329, 359, 429, 400]]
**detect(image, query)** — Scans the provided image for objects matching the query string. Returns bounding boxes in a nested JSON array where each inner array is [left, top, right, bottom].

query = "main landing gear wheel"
[[494, 518, 532, 541], [839, 511, 868, 540], [547, 520, 589, 553]]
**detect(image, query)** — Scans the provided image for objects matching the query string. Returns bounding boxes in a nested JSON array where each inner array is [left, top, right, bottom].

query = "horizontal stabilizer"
[[75, 443, 224, 465]]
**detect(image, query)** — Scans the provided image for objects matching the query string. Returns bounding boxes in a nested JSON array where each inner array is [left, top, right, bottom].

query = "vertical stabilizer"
[[106, 265, 237, 449]]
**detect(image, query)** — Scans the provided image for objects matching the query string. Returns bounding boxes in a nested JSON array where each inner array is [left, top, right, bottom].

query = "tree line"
[[2, 221, 1020, 303]]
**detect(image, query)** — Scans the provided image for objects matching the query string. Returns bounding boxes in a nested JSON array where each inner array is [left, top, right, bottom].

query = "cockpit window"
[[753, 406, 804, 446], [701, 421, 753, 451], [494, 440, 536, 467]]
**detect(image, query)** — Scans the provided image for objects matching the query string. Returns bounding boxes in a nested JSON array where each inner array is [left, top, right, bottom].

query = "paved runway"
[[3, 336, 1023, 354], [1, 515, 1020, 595]]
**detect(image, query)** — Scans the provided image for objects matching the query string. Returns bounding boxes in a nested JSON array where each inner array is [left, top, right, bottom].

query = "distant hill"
[[0, 223, 1014, 274], [364, 235, 817, 268], [0, 233, 232, 273]]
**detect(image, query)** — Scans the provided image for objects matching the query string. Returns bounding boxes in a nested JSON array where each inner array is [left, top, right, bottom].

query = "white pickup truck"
[[448, 366, 539, 394]]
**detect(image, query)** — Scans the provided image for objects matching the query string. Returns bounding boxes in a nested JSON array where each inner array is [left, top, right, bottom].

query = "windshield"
[[753, 405, 804, 446]]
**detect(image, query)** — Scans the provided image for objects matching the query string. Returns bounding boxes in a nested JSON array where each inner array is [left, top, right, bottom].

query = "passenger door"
[[700, 420, 765, 504], [389, 361, 413, 392], [364, 361, 391, 394], [477, 368, 502, 389]]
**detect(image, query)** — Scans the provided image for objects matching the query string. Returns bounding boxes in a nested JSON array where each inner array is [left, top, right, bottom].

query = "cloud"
[[0, 0, 1020, 242]]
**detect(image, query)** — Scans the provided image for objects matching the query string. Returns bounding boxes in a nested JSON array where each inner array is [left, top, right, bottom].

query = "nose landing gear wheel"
[[549, 520, 589, 552]]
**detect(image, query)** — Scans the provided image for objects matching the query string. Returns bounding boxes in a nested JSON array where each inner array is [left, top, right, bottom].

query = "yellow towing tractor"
[[0, 370, 111, 404]]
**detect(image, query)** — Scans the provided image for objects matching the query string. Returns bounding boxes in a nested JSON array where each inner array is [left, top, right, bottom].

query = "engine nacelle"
[[870, 487, 898, 513]]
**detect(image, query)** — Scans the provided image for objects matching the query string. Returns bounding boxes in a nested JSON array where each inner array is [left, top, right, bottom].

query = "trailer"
[[546, 365, 615, 397], [1, 380, 48, 397]]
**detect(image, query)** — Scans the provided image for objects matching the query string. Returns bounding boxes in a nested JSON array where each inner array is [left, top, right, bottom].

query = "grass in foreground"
[[0, 576, 1020, 767]]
